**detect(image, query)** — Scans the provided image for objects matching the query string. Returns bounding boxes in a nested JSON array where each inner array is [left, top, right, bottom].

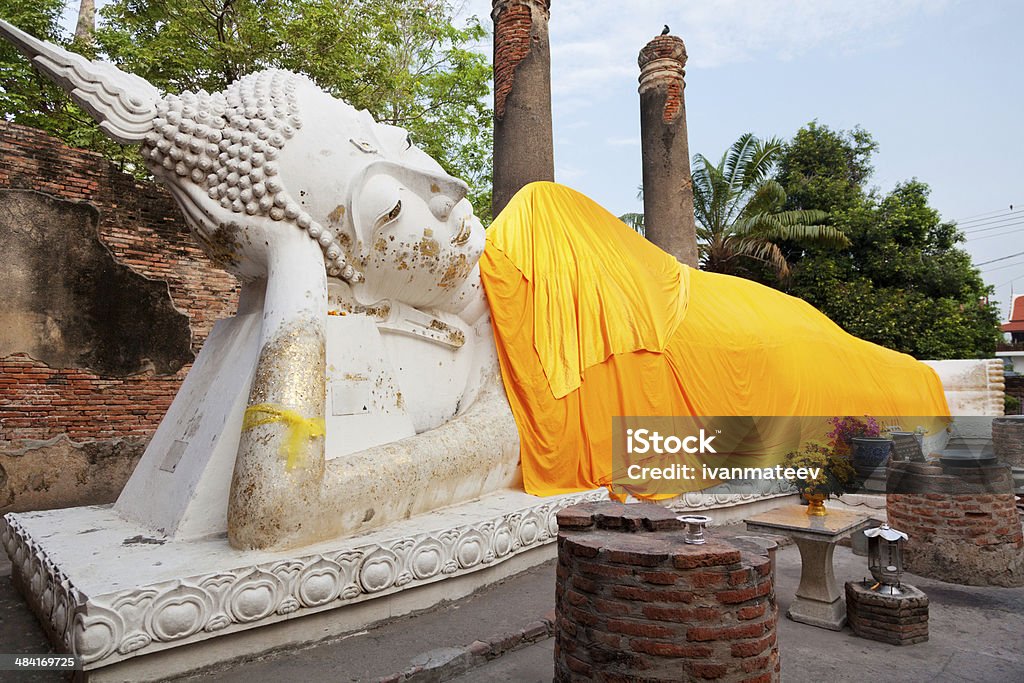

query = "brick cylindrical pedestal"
[[638, 34, 698, 267], [993, 416, 1024, 467], [887, 462, 1024, 586], [555, 502, 779, 682], [491, 0, 555, 217]]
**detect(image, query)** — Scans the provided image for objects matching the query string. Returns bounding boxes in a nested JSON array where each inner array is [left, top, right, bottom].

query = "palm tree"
[[618, 185, 645, 235], [692, 133, 848, 280], [618, 212, 645, 235]]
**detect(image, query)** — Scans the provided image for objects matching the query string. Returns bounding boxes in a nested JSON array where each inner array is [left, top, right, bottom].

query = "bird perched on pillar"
[[661, 25, 670, 35]]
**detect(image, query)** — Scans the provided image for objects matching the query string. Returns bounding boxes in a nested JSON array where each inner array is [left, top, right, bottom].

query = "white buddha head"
[[140, 70, 485, 312]]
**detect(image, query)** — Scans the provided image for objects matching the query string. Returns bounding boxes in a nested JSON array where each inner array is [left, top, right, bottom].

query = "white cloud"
[[555, 163, 587, 182], [464, 0, 953, 100]]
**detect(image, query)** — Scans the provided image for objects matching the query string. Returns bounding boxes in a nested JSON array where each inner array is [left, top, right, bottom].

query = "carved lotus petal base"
[[2, 489, 605, 677]]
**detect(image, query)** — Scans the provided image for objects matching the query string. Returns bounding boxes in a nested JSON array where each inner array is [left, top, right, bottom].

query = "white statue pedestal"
[[2, 489, 603, 681]]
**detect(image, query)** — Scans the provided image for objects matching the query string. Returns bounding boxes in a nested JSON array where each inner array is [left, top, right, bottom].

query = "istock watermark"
[[625, 428, 718, 454], [608, 415, 949, 498], [623, 462, 822, 483]]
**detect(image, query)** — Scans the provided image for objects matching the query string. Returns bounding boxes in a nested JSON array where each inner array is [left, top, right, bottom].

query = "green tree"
[[1, 0, 493, 220], [776, 121, 876, 214], [618, 212, 644, 234], [778, 123, 1001, 359], [0, 0, 64, 129], [0, 0, 132, 163], [94, 0, 493, 219], [692, 133, 848, 281]]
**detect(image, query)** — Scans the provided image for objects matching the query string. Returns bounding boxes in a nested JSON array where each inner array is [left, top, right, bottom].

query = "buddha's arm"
[[226, 234, 330, 550], [313, 375, 520, 545], [229, 319, 520, 551]]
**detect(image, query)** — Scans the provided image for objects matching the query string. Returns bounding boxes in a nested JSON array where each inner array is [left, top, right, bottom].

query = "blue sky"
[[460, 0, 1023, 318], [64, 1, 1023, 317]]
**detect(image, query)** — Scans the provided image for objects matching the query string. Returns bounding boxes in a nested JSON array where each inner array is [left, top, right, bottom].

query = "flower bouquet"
[[783, 442, 857, 516], [826, 415, 882, 456]]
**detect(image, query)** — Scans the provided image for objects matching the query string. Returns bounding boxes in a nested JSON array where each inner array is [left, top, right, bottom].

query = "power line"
[[959, 213, 1018, 229], [965, 222, 1024, 239], [981, 259, 1024, 274], [995, 275, 1023, 288], [957, 211, 1020, 229], [959, 213, 1024, 233], [966, 223, 1024, 242], [977, 250, 1024, 267], [962, 218, 1019, 236], [951, 204, 1023, 223]]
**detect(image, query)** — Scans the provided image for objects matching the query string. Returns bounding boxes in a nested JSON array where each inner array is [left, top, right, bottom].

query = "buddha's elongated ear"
[[0, 18, 159, 144]]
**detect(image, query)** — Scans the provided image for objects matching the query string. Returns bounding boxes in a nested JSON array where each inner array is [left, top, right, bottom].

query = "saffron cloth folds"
[[479, 182, 950, 498]]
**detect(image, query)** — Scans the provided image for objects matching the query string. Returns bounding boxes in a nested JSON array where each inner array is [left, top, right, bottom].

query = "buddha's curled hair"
[[141, 70, 358, 282]]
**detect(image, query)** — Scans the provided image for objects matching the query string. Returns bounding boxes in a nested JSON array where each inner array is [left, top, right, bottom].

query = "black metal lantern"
[[864, 523, 908, 593]]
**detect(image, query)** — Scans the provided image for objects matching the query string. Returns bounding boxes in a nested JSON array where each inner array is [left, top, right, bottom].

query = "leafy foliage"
[[1007, 394, 1022, 415], [778, 123, 1001, 359], [692, 133, 848, 281], [0, 0, 136, 166], [1, 0, 494, 220], [0, 0, 64, 129], [783, 441, 856, 497], [776, 121, 877, 214], [618, 212, 644, 235]]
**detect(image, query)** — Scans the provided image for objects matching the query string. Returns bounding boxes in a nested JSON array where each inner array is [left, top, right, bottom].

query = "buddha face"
[[350, 168, 485, 311], [276, 81, 486, 312]]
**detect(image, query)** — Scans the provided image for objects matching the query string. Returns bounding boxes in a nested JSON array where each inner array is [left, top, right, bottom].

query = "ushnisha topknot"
[[141, 70, 359, 283]]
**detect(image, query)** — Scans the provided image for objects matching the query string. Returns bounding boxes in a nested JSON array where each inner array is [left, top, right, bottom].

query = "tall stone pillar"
[[638, 34, 698, 266], [491, 0, 555, 217]]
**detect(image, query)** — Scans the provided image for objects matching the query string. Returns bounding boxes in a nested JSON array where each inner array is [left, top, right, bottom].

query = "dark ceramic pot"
[[851, 437, 892, 469]]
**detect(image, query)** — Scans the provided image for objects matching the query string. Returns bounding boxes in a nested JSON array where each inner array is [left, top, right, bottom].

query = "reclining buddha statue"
[[0, 20, 949, 552]]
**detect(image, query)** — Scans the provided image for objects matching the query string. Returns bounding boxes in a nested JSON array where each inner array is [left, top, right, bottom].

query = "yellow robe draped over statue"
[[479, 182, 950, 498]]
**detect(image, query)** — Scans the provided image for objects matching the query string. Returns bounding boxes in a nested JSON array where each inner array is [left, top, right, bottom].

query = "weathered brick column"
[[638, 34, 698, 267], [555, 502, 779, 682], [491, 0, 555, 217]]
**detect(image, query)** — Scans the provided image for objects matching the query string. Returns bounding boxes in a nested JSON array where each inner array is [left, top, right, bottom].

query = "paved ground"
[[4, 525, 1024, 682], [449, 541, 1024, 683]]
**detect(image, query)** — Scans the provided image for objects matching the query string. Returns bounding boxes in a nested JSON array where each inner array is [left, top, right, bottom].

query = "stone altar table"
[[745, 506, 871, 630]]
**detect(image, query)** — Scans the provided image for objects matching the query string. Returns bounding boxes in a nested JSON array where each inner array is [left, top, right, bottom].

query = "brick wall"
[[993, 416, 1024, 465], [888, 492, 1022, 551], [0, 122, 239, 445], [845, 582, 929, 646], [555, 502, 779, 682], [0, 122, 240, 512]]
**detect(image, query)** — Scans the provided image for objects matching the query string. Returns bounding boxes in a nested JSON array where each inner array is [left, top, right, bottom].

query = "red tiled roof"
[[1003, 295, 1024, 332], [1012, 295, 1024, 322]]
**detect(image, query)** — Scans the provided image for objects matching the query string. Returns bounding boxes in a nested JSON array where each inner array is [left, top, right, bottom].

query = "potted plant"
[[783, 442, 857, 516], [828, 415, 891, 471]]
